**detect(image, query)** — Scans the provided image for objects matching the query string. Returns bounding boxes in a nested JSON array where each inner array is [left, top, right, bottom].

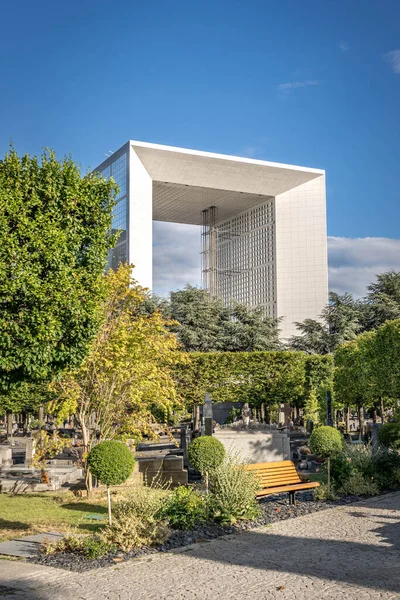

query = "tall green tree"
[[364, 271, 400, 330], [169, 285, 281, 352], [0, 147, 117, 398], [334, 331, 376, 430], [289, 292, 362, 354]]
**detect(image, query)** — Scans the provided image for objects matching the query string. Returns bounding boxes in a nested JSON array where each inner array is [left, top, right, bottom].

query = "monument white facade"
[[95, 141, 328, 339]]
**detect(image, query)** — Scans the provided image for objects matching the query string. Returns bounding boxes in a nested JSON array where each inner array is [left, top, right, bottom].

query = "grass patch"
[[0, 492, 111, 541]]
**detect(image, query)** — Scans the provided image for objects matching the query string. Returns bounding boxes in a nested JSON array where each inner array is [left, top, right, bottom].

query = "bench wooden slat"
[[258, 473, 301, 481], [245, 460, 319, 502], [255, 482, 319, 497], [259, 477, 301, 486], [246, 460, 294, 470]]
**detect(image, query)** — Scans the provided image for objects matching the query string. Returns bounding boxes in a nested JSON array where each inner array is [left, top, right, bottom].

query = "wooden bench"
[[245, 460, 320, 505]]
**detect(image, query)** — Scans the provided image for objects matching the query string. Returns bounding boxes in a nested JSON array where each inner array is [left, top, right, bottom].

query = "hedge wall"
[[173, 351, 333, 410]]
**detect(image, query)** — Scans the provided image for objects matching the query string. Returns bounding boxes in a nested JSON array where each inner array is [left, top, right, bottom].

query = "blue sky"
[[1, 0, 399, 297]]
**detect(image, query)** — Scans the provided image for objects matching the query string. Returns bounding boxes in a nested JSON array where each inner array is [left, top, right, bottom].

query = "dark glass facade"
[[101, 152, 128, 270]]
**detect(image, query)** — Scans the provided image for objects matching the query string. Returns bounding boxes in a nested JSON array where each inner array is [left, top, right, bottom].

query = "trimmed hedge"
[[188, 436, 226, 473], [87, 441, 135, 486], [309, 426, 343, 458], [173, 351, 333, 412]]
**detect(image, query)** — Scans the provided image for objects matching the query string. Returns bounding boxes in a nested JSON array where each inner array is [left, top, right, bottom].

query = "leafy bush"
[[326, 452, 353, 489], [208, 453, 261, 523], [378, 422, 400, 450], [101, 485, 170, 550], [313, 483, 337, 501], [343, 444, 373, 476], [102, 513, 169, 551], [113, 485, 169, 521], [188, 436, 226, 474], [338, 472, 379, 497], [323, 444, 375, 491], [370, 449, 400, 490], [87, 441, 135, 486], [163, 486, 207, 530], [42, 535, 114, 559], [309, 426, 343, 458]]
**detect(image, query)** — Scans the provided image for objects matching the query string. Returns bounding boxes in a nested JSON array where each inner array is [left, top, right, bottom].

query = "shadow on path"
[[174, 500, 400, 594]]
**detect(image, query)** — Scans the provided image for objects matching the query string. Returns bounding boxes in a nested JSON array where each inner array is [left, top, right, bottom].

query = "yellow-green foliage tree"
[[52, 264, 185, 455]]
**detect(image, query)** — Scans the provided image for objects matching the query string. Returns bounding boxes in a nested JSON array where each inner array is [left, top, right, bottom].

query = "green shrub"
[[309, 426, 343, 458], [42, 535, 114, 559], [378, 422, 400, 450], [325, 452, 352, 489], [313, 483, 337, 501], [113, 485, 169, 521], [208, 453, 261, 524], [343, 444, 373, 476], [102, 513, 169, 551], [163, 486, 207, 530], [323, 445, 375, 491], [87, 441, 135, 486], [188, 436, 226, 474], [338, 472, 379, 497], [101, 485, 170, 551], [370, 449, 400, 490]]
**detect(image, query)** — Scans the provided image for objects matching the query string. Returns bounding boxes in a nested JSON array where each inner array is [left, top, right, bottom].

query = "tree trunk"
[[260, 403, 266, 423], [38, 405, 44, 423], [345, 405, 350, 433], [358, 404, 365, 440], [6, 412, 13, 438], [80, 417, 93, 497], [107, 487, 112, 525], [380, 399, 385, 423], [372, 405, 377, 424]]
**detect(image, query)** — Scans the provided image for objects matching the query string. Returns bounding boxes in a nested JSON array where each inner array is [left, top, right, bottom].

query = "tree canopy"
[[0, 147, 117, 397], [52, 264, 185, 450], [168, 285, 281, 352], [289, 273, 400, 354]]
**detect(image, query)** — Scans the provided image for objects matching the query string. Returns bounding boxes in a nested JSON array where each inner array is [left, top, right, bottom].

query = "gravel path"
[[0, 492, 399, 599]]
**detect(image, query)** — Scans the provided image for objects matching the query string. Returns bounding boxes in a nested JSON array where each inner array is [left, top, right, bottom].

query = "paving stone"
[[0, 494, 399, 598], [0, 533, 64, 558]]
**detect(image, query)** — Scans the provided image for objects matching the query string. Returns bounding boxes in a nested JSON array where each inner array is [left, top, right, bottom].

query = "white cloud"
[[328, 237, 400, 297], [384, 49, 400, 74], [152, 229, 400, 299], [275, 80, 320, 94], [153, 221, 201, 297], [338, 41, 350, 52]]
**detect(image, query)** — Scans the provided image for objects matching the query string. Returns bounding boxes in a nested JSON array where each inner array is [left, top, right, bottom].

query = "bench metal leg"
[[289, 491, 295, 505]]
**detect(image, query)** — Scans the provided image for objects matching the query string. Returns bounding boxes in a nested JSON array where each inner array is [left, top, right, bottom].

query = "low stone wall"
[[135, 455, 188, 487], [213, 428, 290, 464]]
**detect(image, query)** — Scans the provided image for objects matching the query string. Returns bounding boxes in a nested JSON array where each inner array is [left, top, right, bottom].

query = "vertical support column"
[[201, 206, 217, 297], [128, 148, 153, 290]]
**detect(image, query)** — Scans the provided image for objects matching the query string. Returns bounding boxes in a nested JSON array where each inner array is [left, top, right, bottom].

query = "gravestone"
[[204, 393, 213, 436]]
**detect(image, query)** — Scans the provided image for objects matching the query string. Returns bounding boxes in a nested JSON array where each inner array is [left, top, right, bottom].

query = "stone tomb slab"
[[0, 532, 64, 558]]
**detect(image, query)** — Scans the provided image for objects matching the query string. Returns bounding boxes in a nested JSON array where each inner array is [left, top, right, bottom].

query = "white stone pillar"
[[128, 147, 153, 290]]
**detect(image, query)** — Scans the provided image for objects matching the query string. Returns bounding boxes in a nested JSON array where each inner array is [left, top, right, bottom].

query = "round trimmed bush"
[[87, 441, 135, 486], [188, 436, 225, 473], [378, 422, 400, 450], [309, 426, 343, 459]]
